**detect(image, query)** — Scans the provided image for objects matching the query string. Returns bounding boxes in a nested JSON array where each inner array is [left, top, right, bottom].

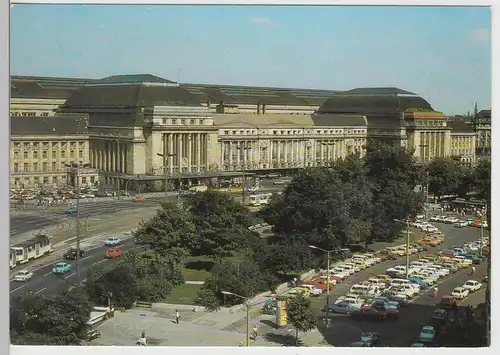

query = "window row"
[[13, 150, 84, 159], [13, 175, 96, 185], [161, 118, 205, 125], [13, 161, 84, 173], [221, 129, 366, 135], [12, 141, 86, 149]]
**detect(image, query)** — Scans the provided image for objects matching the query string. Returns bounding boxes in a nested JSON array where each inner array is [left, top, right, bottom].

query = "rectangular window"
[[82, 177, 87, 184], [43, 177, 48, 184], [33, 151, 39, 159], [23, 163, 28, 172], [33, 142, 39, 149], [70, 151, 75, 158], [52, 162, 57, 171], [53, 176, 58, 183], [33, 163, 38, 172], [90, 176, 95, 183], [42, 162, 48, 172], [61, 151, 66, 158], [13, 163, 19, 172], [52, 151, 56, 159], [42, 151, 48, 159], [14, 151, 19, 159], [34, 177, 39, 183], [79, 150, 83, 158]]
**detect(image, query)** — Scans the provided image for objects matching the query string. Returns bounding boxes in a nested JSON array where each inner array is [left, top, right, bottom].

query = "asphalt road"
[[311, 222, 488, 347], [9, 237, 139, 298], [10, 187, 282, 237]]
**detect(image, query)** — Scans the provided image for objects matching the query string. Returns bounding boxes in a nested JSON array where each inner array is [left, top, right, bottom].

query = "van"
[[390, 278, 411, 287]]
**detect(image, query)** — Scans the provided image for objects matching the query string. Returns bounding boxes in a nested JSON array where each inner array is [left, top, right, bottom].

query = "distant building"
[[447, 120, 476, 164], [473, 109, 491, 158], [10, 115, 98, 189]]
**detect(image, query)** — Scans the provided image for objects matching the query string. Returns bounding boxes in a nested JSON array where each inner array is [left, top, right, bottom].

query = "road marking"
[[43, 271, 52, 276], [10, 284, 26, 293], [95, 259, 108, 264], [34, 287, 46, 294], [64, 272, 76, 279], [80, 255, 92, 261]]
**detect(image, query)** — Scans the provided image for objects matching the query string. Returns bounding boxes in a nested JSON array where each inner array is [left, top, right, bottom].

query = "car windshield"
[[422, 328, 434, 334], [55, 263, 64, 267]]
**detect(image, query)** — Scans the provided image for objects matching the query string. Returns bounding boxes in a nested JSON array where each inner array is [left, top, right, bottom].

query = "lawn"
[[163, 283, 203, 305], [183, 253, 245, 281]]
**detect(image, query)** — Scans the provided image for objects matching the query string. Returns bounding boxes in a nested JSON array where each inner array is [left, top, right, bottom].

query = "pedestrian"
[[252, 324, 258, 340], [175, 309, 180, 324], [433, 286, 438, 298], [471, 266, 476, 276]]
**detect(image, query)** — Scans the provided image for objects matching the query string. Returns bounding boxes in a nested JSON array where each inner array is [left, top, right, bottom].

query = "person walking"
[[471, 266, 476, 276], [433, 286, 439, 298], [252, 324, 258, 340], [175, 309, 180, 324]]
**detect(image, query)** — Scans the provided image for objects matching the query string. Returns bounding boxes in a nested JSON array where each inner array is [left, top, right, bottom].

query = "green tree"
[[195, 287, 221, 312], [427, 157, 465, 199], [86, 262, 138, 308], [187, 191, 258, 260], [10, 287, 93, 345], [202, 258, 269, 302], [473, 158, 491, 224], [365, 141, 423, 242], [286, 294, 316, 345]]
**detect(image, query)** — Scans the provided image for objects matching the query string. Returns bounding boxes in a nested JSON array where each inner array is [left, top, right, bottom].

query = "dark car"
[[351, 306, 399, 321], [431, 307, 448, 322], [63, 248, 85, 260], [436, 296, 458, 310]]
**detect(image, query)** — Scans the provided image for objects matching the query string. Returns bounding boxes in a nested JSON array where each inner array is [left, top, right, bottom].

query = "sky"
[[10, 5, 491, 115]]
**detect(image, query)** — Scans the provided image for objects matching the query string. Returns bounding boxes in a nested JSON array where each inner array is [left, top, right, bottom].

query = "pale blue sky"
[[11, 5, 491, 114]]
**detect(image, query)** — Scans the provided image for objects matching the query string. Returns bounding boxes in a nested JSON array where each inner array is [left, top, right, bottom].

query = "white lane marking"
[[64, 272, 76, 279], [80, 255, 92, 261], [10, 284, 26, 293], [43, 271, 52, 276], [34, 287, 47, 294], [95, 259, 108, 264]]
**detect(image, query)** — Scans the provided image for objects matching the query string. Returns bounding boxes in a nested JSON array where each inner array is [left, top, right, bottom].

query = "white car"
[[445, 217, 460, 224], [343, 263, 361, 272], [429, 216, 440, 222], [451, 287, 470, 299], [463, 280, 482, 292], [104, 236, 122, 246], [455, 221, 468, 228], [425, 267, 450, 277], [330, 269, 350, 279], [14, 270, 33, 282], [388, 265, 407, 274]]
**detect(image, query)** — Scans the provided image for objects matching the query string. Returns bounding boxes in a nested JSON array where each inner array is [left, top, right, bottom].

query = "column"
[[236, 142, 241, 167], [228, 141, 233, 167], [179, 134, 184, 172], [122, 142, 126, 174], [197, 133, 202, 172], [187, 133, 192, 173]]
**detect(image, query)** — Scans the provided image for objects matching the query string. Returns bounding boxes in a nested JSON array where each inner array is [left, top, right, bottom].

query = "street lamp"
[[64, 162, 90, 285], [221, 291, 250, 346], [308, 245, 336, 326], [157, 152, 177, 204], [394, 218, 410, 279], [236, 143, 252, 205], [419, 144, 430, 219]]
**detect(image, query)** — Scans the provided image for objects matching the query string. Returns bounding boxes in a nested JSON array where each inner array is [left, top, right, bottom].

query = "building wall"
[[450, 133, 476, 163], [10, 98, 65, 117], [10, 135, 95, 188], [405, 117, 451, 163]]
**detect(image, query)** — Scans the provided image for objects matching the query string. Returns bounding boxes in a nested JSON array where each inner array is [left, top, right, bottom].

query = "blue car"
[[409, 276, 429, 288], [418, 325, 436, 343], [327, 302, 361, 314]]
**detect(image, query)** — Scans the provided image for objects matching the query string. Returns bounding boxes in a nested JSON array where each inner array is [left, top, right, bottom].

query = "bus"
[[11, 234, 55, 265], [248, 193, 273, 206]]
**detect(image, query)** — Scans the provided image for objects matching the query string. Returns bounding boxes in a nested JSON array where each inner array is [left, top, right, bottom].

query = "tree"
[[201, 258, 269, 302], [473, 158, 491, 224], [195, 287, 221, 312], [260, 158, 372, 250], [365, 141, 423, 242], [285, 294, 316, 345], [186, 191, 259, 260], [10, 287, 93, 345], [86, 263, 139, 308], [427, 157, 465, 199]]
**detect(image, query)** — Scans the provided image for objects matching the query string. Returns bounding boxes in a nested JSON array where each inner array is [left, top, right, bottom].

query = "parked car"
[[52, 262, 72, 274], [418, 325, 437, 343], [358, 332, 379, 346], [436, 295, 458, 310], [14, 270, 33, 282], [451, 287, 469, 299], [64, 248, 85, 260], [104, 236, 122, 246], [408, 276, 429, 288], [431, 307, 448, 322], [351, 307, 399, 321], [299, 284, 323, 296], [455, 221, 468, 228], [104, 248, 123, 259], [65, 206, 78, 214], [327, 302, 361, 314], [462, 280, 482, 292]]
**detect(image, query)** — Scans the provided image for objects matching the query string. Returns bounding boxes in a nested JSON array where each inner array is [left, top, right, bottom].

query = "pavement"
[[89, 221, 488, 347]]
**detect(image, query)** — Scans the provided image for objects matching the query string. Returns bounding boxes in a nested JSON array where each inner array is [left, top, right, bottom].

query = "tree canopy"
[[11, 287, 93, 345], [427, 157, 466, 198], [285, 293, 316, 345]]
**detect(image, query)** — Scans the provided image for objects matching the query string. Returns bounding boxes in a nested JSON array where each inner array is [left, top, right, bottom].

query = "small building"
[[448, 120, 476, 164]]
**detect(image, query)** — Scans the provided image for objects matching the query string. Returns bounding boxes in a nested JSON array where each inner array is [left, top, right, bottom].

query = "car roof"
[[422, 325, 435, 330], [454, 287, 465, 291]]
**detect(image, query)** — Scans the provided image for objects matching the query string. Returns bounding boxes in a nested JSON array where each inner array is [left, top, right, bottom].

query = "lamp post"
[[221, 291, 250, 346], [157, 152, 176, 204], [308, 245, 336, 326], [394, 218, 410, 278], [64, 162, 90, 285], [419, 144, 430, 219], [236, 143, 252, 205]]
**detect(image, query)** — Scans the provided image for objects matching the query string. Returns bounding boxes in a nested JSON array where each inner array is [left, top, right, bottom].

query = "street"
[[9, 237, 139, 298], [311, 222, 488, 346]]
